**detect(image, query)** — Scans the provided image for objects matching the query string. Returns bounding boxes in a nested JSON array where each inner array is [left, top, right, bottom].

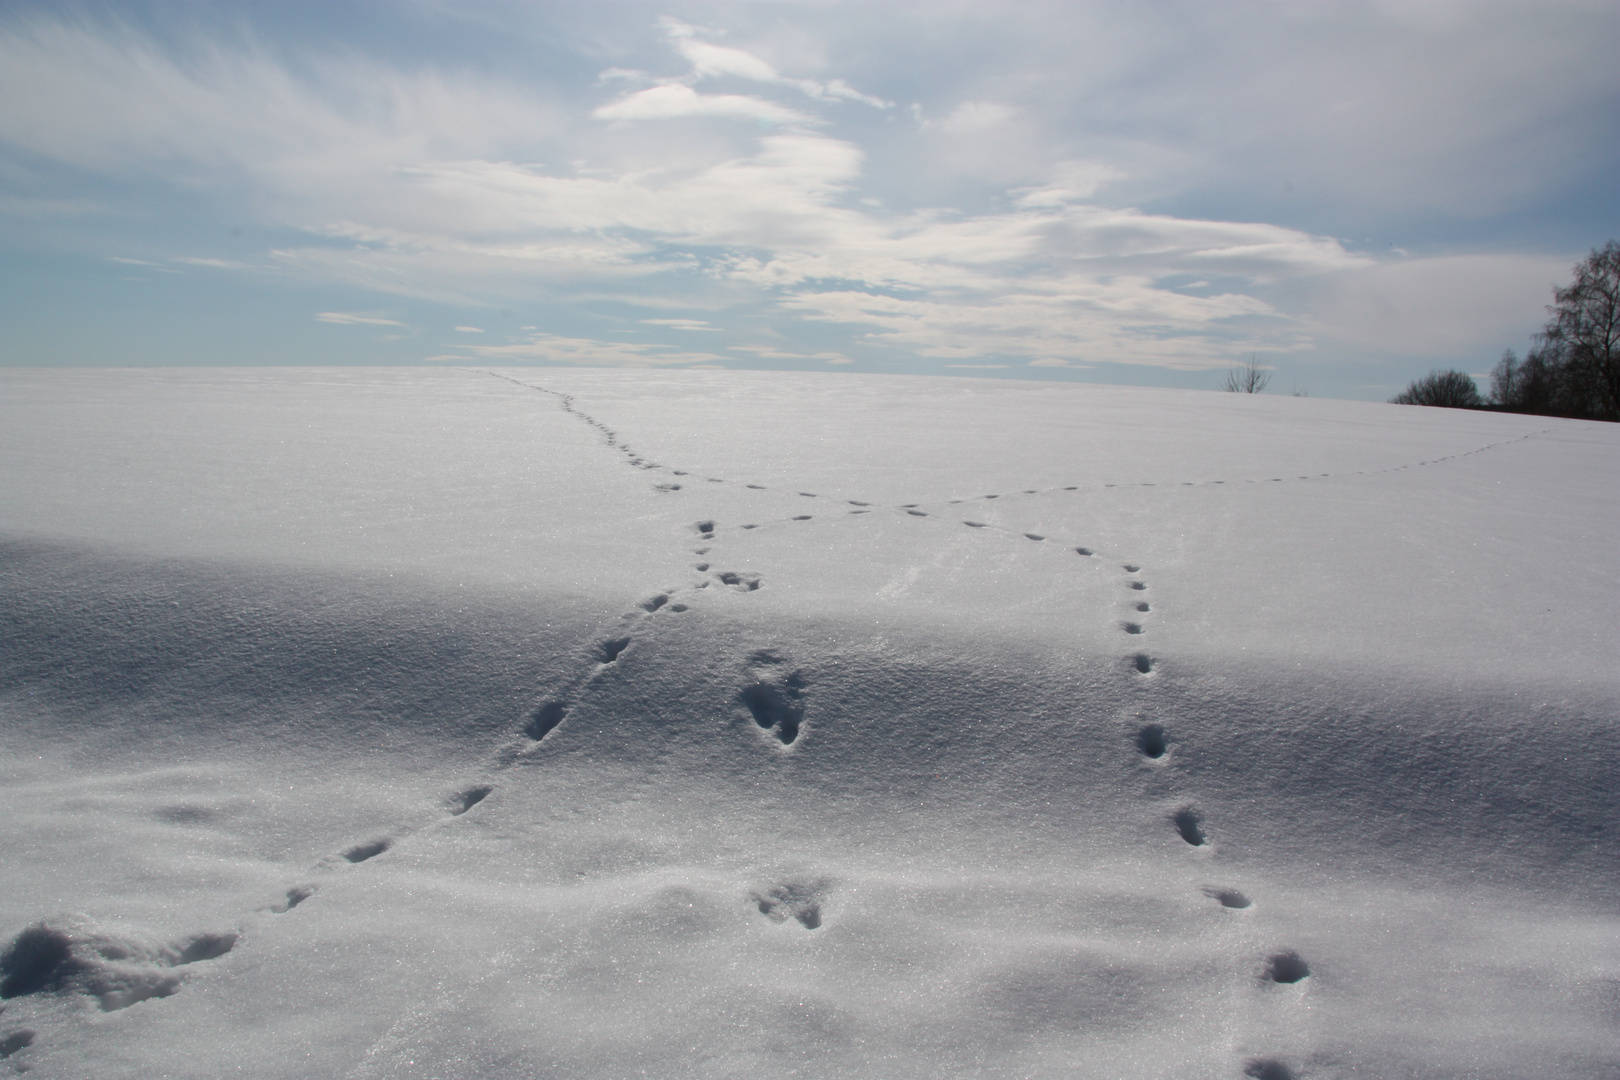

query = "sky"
[[1, 1, 1617, 400]]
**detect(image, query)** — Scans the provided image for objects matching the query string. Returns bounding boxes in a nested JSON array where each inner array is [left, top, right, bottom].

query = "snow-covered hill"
[[1, 368, 1615, 1079]]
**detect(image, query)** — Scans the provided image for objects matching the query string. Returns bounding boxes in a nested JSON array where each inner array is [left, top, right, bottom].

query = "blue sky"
[[2, 1, 1617, 399]]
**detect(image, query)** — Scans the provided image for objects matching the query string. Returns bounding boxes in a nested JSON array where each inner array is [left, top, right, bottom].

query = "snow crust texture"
[[0, 367, 1616, 1079]]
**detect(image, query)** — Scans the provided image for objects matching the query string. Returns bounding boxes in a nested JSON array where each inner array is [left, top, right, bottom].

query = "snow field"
[[0, 368, 1615, 1078]]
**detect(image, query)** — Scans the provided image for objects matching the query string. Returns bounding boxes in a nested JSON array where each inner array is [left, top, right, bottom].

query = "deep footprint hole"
[[740, 681, 803, 745], [525, 701, 568, 740], [1172, 807, 1206, 846], [450, 785, 492, 814], [1132, 654, 1154, 674], [597, 638, 631, 664], [274, 886, 314, 913], [0, 926, 73, 999], [1264, 951, 1310, 984], [1136, 723, 1168, 758], [1244, 1060, 1296, 1080], [1204, 887, 1252, 909], [342, 839, 391, 863], [0, 1030, 35, 1059]]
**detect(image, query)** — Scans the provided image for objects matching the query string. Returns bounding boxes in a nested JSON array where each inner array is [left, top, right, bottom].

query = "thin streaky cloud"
[[317, 312, 407, 327]]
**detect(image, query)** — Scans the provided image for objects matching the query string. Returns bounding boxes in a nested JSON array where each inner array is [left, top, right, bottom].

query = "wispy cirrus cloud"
[[441, 331, 729, 367], [2, 5, 1610, 386], [316, 312, 407, 327]]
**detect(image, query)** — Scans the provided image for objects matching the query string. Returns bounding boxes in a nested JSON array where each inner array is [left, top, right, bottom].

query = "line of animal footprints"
[[487, 370, 1544, 504], [1133, 708, 1310, 1079], [0, 775, 499, 1060]]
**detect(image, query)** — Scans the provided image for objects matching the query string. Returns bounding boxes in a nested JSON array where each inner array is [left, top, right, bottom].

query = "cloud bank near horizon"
[[0, 3, 1614, 392]]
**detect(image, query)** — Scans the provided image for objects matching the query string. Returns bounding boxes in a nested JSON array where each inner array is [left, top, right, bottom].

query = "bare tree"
[[1540, 240, 1620, 421], [1222, 355, 1271, 393], [1489, 242, 1620, 421], [1390, 369, 1483, 408]]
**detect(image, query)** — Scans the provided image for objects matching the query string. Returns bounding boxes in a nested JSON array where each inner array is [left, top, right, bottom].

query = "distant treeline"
[[1392, 240, 1619, 422]]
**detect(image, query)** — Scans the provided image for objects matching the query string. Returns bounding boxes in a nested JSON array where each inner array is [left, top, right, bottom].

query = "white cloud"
[[447, 331, 728, 367], [173, 256, 255, 270], [658, 18, 891, 109], [3, 9, 1594, 379], [728, 344, 854, 364], [316, 312, 406, 327], [1014, 161, 1125, 206], [641, 319, 720, 331], [454, 325, 484, 333], [593, 84, 812, 125]]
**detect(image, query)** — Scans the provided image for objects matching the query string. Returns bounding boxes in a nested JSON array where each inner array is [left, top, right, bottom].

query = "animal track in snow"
[[1135, 602, 1150, 612], [1025, 533, 1044, 541], [526, 702, 568, 741], [597, 638, 631, 663], [752, 882, 824, 928], [1132, 654, 1155, 674], [1121, 622, 1144, 635], [1203, 887, 1251, 909], [1127, 581, 1147, 591], [1075, 547, 1093, 556], [1172, 807, 1206, 846], [908, 510, 928, 517], [793, 515, 813, 521], [717, 571, 762, 591], [1136, 723, 1168, 758], [342, 839, 391, 863], [1263, 951, 1310, 984], [641, 594, 669, 612], [271, 886, 314, 913], [449, 786, 492, 815], [739, 652, 807, 745], [695, 521, 715, 537], [0, 916, 237, 1013], [964, 521, 987, 528], [0, 1030, 34, 1059], [1244, 1060, 1296, 1080]]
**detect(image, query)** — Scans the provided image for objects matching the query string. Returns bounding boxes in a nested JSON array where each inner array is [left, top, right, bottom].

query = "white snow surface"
[[0, 367, 1615, 1080]]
